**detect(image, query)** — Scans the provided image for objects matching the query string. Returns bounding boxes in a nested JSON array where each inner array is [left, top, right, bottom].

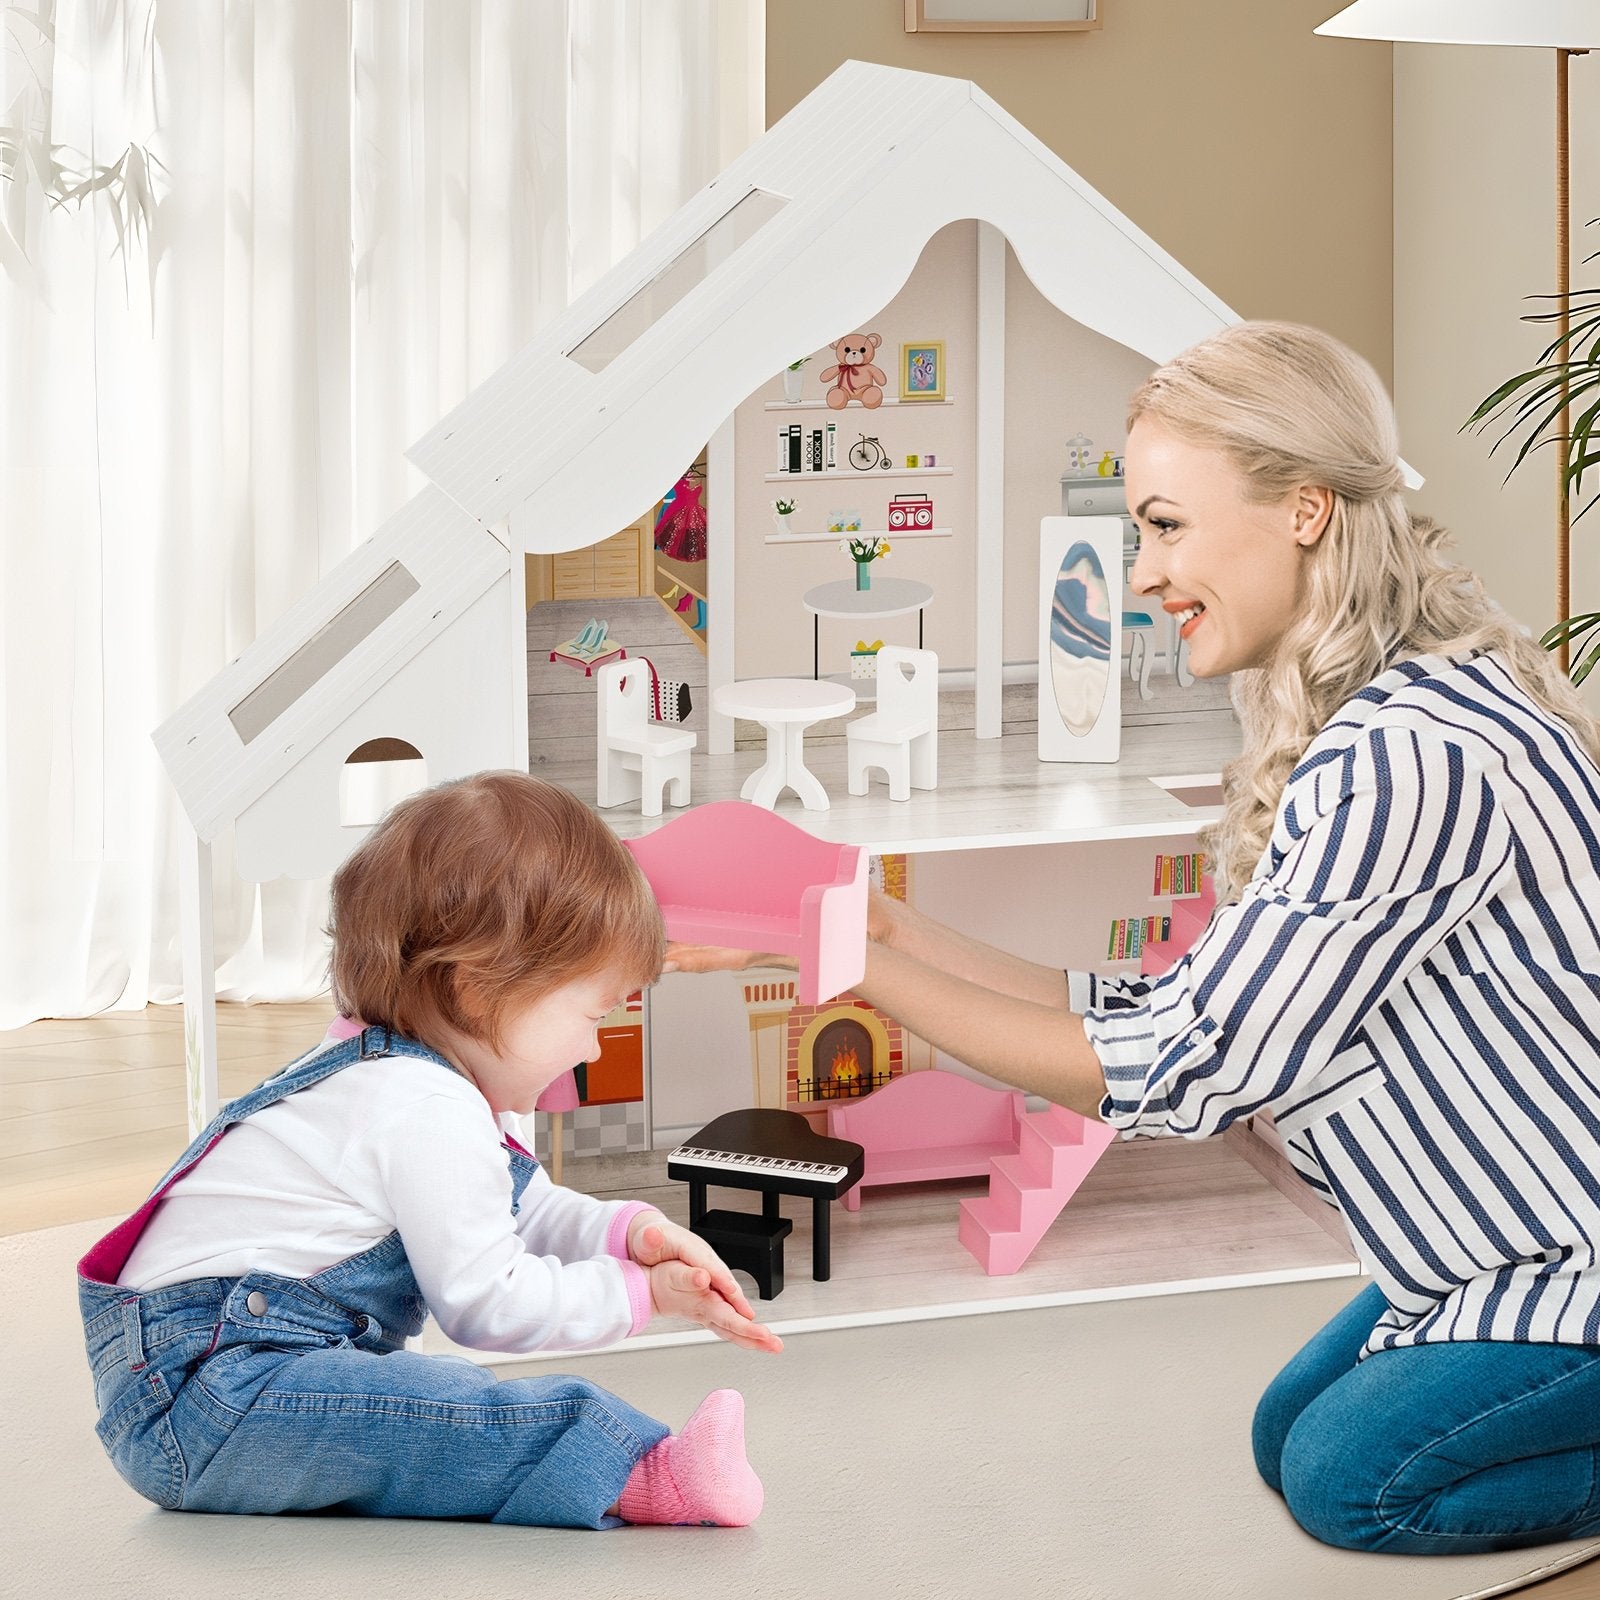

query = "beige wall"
[[766, 0, 1394, 380], [1395, 45, 1600, 706]]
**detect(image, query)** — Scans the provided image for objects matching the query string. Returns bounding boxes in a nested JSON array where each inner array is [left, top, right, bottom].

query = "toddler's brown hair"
[[329, 771, 663, 1051]]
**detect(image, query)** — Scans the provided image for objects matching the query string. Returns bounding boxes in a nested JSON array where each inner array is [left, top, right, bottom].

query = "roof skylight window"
[[228, 562, 420, 744], [567, 187, 788, 374]]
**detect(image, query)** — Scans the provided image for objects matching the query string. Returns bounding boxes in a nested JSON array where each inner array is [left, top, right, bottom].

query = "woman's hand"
[[662, 890, 903, 976], [661, 941, 794, 975], [645, 1256, 784, 1352]]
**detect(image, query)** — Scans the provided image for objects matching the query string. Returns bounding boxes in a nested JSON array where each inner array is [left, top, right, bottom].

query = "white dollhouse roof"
[[155, 58, 1256, 839], [409, 58, 1240, 554]]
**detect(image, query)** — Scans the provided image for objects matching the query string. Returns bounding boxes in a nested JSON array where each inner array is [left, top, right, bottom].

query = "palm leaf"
[[1540, 612, 1600, 650], [1574, 636, 1600, 685]]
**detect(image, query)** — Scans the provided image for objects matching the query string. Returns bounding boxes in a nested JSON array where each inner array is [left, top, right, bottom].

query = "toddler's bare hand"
[[647, 1259, 783, 1353], [628, 1217, 758, 1323]]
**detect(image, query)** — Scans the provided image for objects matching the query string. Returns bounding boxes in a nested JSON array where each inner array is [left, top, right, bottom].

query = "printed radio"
[[887, 493, 934, 531]]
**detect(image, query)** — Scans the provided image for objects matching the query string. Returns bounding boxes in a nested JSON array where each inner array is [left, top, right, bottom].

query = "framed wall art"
[[899, 341, 946, 402], [904, 0, 1100, 32]]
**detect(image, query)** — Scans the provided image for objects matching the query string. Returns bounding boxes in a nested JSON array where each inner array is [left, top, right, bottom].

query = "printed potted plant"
[[841, 534, 890, 590], [782, 356, 809, 403], [773, 497, 797, 536]]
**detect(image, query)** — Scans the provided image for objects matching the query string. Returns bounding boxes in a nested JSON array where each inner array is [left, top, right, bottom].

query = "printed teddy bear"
[[819, 332, 887, 409]]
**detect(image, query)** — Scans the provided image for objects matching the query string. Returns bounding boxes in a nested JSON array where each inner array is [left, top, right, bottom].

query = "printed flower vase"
[[783, 367, 805, 402], [855, 560, 872, 591]]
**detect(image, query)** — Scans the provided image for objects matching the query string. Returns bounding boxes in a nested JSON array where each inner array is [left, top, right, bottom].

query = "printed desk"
[[801, 577, 933, 682]]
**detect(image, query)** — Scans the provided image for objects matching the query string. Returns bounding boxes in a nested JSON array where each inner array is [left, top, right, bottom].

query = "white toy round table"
[[712, 678, 857, 811], [801, 577, 934, 679]]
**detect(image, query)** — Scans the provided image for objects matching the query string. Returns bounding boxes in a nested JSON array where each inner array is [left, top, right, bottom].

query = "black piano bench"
[[693, 1209, 793, 1300]]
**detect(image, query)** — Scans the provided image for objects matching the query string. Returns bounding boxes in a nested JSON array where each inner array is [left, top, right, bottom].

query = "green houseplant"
[[1467, 260, 1600, 681]]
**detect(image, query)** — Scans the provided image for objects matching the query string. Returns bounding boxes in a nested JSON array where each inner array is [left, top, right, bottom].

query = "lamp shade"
[[1316, 1, 1600, 48]]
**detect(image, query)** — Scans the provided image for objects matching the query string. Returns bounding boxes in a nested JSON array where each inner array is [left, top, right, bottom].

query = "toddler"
[[77, 772, 780, 1529]]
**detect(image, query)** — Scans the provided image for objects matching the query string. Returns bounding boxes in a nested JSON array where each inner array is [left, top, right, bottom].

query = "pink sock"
[[617, 1389, 764, 1527]]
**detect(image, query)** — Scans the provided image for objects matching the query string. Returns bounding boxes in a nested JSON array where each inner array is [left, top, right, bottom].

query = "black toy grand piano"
[[667, 1108, 865, 1298]]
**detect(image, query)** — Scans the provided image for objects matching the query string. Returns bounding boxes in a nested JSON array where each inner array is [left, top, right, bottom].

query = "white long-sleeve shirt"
[[1072, 650, 1600, 1358], [118, 1045, 655, 1355]]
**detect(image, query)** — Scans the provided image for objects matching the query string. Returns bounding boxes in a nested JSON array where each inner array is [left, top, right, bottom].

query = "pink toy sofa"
[[826, 1068, 1024, 1211], [623, 801, 867, 1006]]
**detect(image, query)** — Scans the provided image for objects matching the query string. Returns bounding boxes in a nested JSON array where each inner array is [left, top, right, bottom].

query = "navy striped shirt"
[[1070, 650, 1600, 1356]]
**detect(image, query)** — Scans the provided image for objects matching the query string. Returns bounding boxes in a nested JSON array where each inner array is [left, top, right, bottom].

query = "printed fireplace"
[[811, 1016, 874, 1100], [790, 1002, 902, 1107], [739, 981, 908, 1120]]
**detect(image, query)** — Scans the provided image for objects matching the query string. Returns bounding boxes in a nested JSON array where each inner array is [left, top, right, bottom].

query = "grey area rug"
[[6, 1219, 1597, 1600]]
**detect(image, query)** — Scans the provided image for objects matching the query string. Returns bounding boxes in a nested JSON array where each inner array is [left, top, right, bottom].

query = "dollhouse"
[[146, 56, 1388, 1337], [154, 58, 1259, 1127]]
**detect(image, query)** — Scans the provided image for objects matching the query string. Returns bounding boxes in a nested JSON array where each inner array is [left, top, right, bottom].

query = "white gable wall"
[[512, 97, 1232, 561], [234, 575, 517, 882], [409, 64, 974, 536], [156, 486, 508, 842]]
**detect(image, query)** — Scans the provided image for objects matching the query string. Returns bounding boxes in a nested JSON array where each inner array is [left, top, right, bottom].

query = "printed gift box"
[[850, 638, 883, 680]]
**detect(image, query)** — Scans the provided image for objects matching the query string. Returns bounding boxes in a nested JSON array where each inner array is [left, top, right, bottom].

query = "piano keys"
[[668, 1145, 854, 1187]]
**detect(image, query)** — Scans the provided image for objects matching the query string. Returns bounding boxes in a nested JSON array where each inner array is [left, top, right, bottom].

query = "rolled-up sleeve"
[[1080, 724, 1513, 1139]]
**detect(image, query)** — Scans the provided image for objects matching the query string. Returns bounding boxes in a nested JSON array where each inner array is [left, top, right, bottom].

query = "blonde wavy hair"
[[1126, 320, 1600, 904]]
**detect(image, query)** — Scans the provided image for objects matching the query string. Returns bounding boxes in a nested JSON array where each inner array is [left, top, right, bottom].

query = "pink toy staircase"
[[958, 864, 1217, 1275], [957, 1104, 1117, 1275]]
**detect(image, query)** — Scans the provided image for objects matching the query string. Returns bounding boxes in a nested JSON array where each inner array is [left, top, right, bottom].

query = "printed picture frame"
[[904, 0, 1099, 31], [899, 341, 946, 402]]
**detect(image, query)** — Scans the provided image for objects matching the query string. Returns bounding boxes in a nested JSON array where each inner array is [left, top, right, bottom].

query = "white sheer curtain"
[[0, 0, 763, 1026]]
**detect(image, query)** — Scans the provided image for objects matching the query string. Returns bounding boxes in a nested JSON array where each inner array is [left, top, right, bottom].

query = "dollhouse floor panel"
[[544, 709, 1244, 856], [424, 1133, 1359, 1360]]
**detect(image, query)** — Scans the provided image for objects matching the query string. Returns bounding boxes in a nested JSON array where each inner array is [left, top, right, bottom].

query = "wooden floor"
[[1, 1002, 334, 1234], [6, 1006, 1599, 1596]]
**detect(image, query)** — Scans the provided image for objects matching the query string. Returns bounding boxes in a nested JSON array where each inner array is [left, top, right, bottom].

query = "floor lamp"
[[1316, 1, 1600, 671]]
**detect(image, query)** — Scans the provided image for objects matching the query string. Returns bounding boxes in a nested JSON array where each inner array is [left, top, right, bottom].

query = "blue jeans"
[[81, 1259, 669, 1528], [1254, 1282, 1600, 1553]]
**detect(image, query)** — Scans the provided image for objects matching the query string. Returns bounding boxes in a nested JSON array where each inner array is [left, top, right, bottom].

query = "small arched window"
[[340, 738, 427, 828]]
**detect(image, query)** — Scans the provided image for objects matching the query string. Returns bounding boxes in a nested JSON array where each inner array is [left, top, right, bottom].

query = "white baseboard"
[[934, 661, 1038, 689]]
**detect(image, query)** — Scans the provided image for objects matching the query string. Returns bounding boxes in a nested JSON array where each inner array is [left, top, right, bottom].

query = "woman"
[[670, 321, 1600, 1554]]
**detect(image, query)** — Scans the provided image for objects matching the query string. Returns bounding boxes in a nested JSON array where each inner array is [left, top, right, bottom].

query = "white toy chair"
[[846, 645, 938, 802], [596, 659, 696, 817]]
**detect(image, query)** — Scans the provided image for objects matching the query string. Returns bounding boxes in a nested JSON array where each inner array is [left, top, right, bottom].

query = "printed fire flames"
[[829, 1042, 862, 1092]]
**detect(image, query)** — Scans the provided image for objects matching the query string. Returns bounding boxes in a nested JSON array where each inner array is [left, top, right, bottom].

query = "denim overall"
[[77, 1027, 668, 1528]]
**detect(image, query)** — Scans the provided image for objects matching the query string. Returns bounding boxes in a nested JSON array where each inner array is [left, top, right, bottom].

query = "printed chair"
[[595, 658, 695, 817], [846, 645, 939, 802], [1124, 607, 1156, 700]]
